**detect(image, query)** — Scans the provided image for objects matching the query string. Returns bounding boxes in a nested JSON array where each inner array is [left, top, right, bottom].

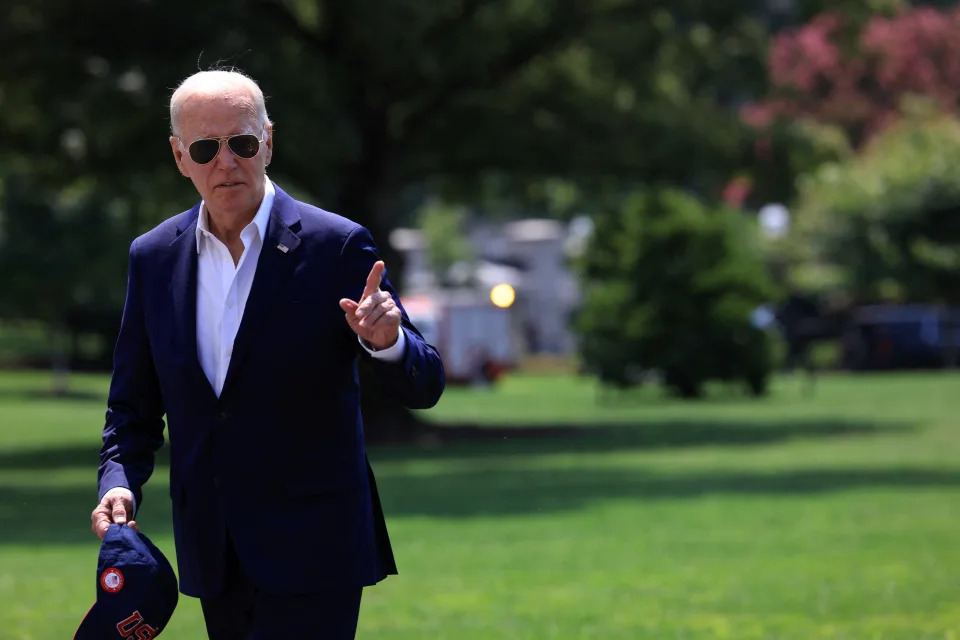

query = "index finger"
[[361, 261, 385, 300]]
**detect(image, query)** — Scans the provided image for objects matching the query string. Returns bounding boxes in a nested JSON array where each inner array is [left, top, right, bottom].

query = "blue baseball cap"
[[75, 524, 179, 639]]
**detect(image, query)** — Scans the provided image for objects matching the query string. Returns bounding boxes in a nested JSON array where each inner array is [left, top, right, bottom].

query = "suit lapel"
[[168, 205, 217, 399], [220, 185, 302, 399]]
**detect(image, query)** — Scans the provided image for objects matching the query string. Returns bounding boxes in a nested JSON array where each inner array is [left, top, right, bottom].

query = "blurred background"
[[1, 0, 959, 638]]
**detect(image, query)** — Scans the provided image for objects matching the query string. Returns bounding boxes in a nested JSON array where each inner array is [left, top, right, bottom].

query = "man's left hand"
[[339, 260, 402, 350]]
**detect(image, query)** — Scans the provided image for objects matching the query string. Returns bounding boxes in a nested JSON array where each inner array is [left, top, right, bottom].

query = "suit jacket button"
[[213, 477, 221, 488], [218, 411, 228, 420], [410, 365, 419, 379]]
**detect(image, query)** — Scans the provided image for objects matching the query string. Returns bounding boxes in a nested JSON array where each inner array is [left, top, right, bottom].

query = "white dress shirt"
[[108, 180, 405, 511], [195, 180, 405, 395], [194, 181, 274, 396]]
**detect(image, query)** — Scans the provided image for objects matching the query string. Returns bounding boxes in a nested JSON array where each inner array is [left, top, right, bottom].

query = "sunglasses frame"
[[178, 131, 267, 165]]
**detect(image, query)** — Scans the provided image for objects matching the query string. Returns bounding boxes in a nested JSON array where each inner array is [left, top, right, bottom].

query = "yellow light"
[[490, 283, 516, 308]]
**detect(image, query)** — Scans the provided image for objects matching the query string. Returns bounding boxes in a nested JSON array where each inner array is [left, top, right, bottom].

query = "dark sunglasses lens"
[[227, 134, 260, 159], [188, 139, 220, 164]]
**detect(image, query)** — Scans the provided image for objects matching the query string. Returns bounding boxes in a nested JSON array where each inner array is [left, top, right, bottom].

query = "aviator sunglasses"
[[180, 132, 266, 165]]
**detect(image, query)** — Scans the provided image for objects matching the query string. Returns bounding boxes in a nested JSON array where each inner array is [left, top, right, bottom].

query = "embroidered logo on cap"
[[117, 611, 157, 639], [100, 568, 125, 593]]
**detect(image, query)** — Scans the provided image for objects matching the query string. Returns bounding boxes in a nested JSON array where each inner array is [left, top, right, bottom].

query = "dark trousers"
[[201, 534, 363, 640]]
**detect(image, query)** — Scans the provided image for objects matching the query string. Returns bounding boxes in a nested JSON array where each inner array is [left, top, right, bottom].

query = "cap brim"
[[74, 603, 111, 640]]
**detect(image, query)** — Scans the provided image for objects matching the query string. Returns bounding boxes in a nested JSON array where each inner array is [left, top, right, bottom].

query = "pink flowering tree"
[[731, 5, 960, 210], [750, 6, 960, 306], [750, 5, 960, 148]]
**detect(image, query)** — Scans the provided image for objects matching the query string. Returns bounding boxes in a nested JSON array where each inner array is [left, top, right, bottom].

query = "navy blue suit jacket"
[[97, 183, 444, 598]]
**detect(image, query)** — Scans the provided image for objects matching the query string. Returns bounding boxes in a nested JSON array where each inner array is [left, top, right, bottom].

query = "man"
[[89, 69, 445, 638]]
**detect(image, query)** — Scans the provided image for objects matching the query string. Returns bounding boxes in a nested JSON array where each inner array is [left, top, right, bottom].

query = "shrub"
[[575, 189, 779, 397]]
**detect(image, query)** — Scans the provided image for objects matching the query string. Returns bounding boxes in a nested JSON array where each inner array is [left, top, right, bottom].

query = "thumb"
[[339, 298, 359, 314], [112, 501, 128, 525]]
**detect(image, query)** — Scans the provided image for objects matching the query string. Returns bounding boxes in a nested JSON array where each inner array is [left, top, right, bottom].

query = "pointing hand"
[[339, 261, 401, 350]]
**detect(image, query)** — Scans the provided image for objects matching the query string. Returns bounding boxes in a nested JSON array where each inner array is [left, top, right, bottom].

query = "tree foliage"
[[0, 0, 771, 368], [575, 189, 779, 398], [787, 112, 960, 304], [416, 200, 474, 287], [731, 2, 960, 209], [747, 3, 960, 148]]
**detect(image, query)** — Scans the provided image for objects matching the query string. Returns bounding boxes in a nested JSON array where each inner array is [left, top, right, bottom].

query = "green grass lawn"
[[1, 369, 959, 639]]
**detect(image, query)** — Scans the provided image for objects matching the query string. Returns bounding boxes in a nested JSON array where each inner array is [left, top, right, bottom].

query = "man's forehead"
[[177, 92, 261, 138]]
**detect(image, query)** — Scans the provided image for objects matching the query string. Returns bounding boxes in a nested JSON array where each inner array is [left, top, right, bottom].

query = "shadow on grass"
[[0, 417, 931, 546], [371, 418, 913, 461], [0, 418, 912, 471], [0, 444, 170, 471], [3, 465, 960, 546], [0, 482, 174, 546], [377, 466, 960, 518], [0, 388, 103, 401]]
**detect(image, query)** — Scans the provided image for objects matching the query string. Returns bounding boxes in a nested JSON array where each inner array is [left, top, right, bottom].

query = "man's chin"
[[208, 186, 249, 207]]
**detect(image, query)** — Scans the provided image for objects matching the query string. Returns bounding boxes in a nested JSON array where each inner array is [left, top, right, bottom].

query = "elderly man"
[[89, 69, 445, 638]]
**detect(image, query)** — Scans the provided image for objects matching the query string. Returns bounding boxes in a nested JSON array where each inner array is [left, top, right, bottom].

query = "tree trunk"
[[665, 369, 702, 399], [49, 323, 70, 397], [333, 134, 432, 442]]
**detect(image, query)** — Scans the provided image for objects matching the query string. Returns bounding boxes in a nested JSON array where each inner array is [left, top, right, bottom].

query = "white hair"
[[169, 69, 271, 136]]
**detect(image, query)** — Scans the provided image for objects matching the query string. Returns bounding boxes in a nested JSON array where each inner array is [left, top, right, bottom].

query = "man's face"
[[169, 89, 273, 219]]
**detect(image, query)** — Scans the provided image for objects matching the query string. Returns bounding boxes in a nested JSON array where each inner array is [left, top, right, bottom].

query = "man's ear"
[[169, 137, 189, 177], [264, 124, 274, 167]]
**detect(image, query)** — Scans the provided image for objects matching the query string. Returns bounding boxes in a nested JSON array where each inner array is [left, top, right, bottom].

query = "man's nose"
[[214, 141, 238, 168]]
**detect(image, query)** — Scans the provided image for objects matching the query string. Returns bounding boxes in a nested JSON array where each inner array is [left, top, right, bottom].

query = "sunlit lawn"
[[1, 369, 958, 639]]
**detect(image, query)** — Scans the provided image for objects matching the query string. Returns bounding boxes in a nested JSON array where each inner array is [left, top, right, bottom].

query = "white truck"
[[400, 292, 517, 385]]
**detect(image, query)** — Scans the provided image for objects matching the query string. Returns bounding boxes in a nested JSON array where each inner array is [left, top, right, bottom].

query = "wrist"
[[364, 335, 398, 351]]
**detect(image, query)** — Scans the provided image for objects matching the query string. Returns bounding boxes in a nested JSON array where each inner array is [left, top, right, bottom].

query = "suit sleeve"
[[340, 225, 445, 409], [98, 238, 166, 509]]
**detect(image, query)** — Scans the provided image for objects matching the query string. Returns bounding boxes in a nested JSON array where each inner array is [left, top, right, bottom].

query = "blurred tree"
[[733, 2, 960, 207], [416, 200, 474, 287], [746, 4, 960, 148], [0, 0, 772, 419], [575, 189, 779, 398], [792, 0, 908, 24], [0, 176, 136, 391], [786, 112, 960, 305], [0, 0, 772, 261]]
